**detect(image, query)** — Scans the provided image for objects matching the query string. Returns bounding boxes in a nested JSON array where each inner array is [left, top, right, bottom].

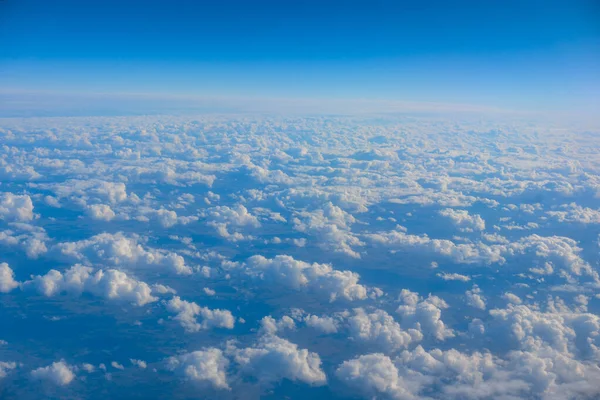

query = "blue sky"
[[1, 0, 599, 113]]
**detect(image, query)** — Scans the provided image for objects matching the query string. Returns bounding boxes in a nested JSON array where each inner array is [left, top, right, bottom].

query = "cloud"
[[241, 255, 368, 301], [347, 308, 420, 352], [0, 361, 17, 379], [166, 296, 235, 332], [230, 335, 326, 386], [293, 202, 364, 258], [0, 263, 19, 293], [30, 361, 75, 386], [87, 204, 116, 221], [439, 208, 486, 232], [437, 272, 471, 282], [397, 290, 454, 341], [23, 264, 158, 306], [0, 193, 34, 221], [336, 353, 417, 400], [55, 232, 193, 275], [465, 285, 486, 310], [204, 205, 260, 241], [167, 348, 230, 390]]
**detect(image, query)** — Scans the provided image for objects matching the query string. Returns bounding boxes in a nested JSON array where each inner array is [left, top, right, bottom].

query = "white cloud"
[[24, 264, 157, 306], [111, 361, 124, 370], [87, 204, 116, 221], [0, 361, 17, 378], [55, 232, 192, 275], [465, 285, 486, 310], [231, 335, 326, 386], [241, 255, 368, 301], [0, 193, 34, 221], [347, 308, 419, 352], [437, 272, 471, 282], [130, 359, 147, 369], [166, 296, 235, 332], [259, 315, 296, 335], [439, 208, 486, 232], [397, 290, 454, 340], [336, 353, 417, 400], [293, 202, 364, 258], [167, 348, 230, 390], [204, 205, 260, 241], [0, 262, 19, 293], [30, 361, 75, 386], [304, 314, 339, 334]]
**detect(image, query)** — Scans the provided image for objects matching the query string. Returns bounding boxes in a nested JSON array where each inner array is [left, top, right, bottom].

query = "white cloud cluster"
[[2, 114, 600, 398], [166, 296, 235, 332], [230, 335, 327, 386], [397, 289, 454, 340], [30, 361, 75, 386], [166, 349, 230, 390], [241, 255, 368, 301], [55, 232, 192, 275], [0, 262, 19, 293], [0, 193, 34, 222], [0, 361, 17, 379], [293, 202, 364, 258], [23, 264, 158, 306], [438, 208, 486, 232], [204, 205, 260, 241]]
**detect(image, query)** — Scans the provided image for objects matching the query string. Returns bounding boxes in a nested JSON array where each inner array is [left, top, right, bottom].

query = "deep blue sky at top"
[[1, 0, 599, 112]]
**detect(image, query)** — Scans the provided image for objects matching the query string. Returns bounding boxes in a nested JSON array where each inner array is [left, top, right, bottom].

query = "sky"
[[1, 0, 599, 115]]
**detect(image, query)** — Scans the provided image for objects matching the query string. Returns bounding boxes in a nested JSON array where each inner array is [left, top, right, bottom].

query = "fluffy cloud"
[[439, 208, 486, 232], [241, 255, 368, 301], [87, 204, 116, 221], [347, 308, 420, 352], [204, 205, 260, 241], [397, 290, 454, 340], [293, 202, 364, 258], [166, 296, 235, 332], [0, 263, 19, 293], [167, 349, 229, 389], [336, 353, 417, 400], [304, 314, 339, 334], [30, 361, 75, 386], [0, 361, 17, 378], [231, 335, 326, 386], [465, 285, 486, 310], [0, 193, 34, 221], [24, 264, 158, 306], [55, 232, 192, 275]]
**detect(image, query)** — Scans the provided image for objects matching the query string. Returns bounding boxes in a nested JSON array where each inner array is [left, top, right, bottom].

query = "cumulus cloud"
[[439, 208, 486, 232], [0, 193, 34, 221], [87, 204, 116, 221], [166, 296, 235, 332], [0, 262, 19, 293], [23, 264, 158, 306], [30, 361, 75, 386], [293, 202, 364, 258], [465, 285, 486, 310], [336, 353, 417, 400], [167, 349, 230, 390], [304, 314, 339, 334], [55, 232, 193, 275], [397, 289, 454, 340], [347, 308, 420, 352], [241, 255, 368, 301], [204, 205, 260, 241], [3, 112, 600, 399], [230, 335, 326, 386], [0, 361, 17, 378]]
